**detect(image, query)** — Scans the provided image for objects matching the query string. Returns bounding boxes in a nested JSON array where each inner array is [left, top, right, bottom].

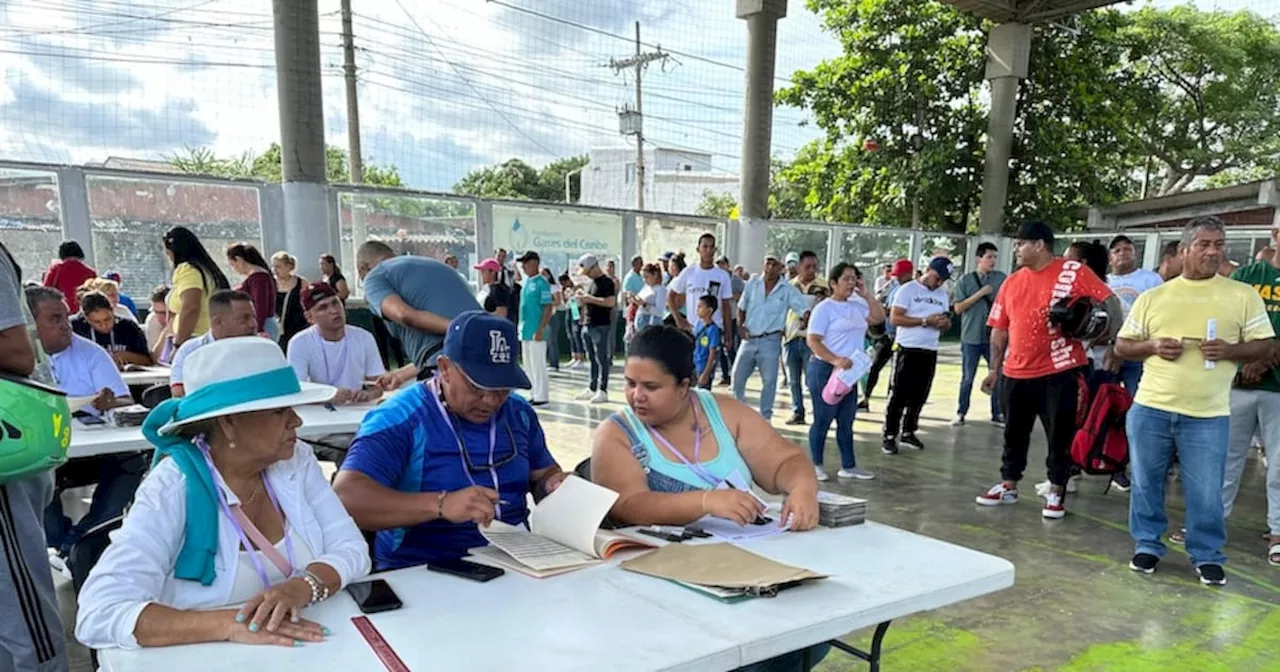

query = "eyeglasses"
[[453, 419, 519, 472]]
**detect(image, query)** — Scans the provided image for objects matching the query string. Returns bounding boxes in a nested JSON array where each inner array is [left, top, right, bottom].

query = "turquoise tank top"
[[613, 389, 752, 492]]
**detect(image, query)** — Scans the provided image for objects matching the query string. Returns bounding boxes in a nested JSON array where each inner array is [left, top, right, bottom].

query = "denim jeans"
[[1091, 359, 1142, 396], [546, 311, 562, 369], [807, 358, 858, 469], [566, 316, 585, 354], [1223, 388, 1280, 535], [44, 452, 148, 556], [719, 317, 737, 382], [957, 342, 1001, 419], [732, 334, 783, 420], [584, 325, 613, 392], [785, 338, 811, 415], [1127, 402, 1230, 566]]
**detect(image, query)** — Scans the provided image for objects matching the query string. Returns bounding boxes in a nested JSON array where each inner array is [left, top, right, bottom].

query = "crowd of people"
[[0, 212, 1277, 671]]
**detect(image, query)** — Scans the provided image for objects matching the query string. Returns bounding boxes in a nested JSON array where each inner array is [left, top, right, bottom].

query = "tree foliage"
[[165, 143, 404, 187], [778, 1, 1280, 232], [452, 155, 589, 202]]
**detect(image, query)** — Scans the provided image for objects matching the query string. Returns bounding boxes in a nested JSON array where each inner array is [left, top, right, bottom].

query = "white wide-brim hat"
[[158, 336, 336, 435]]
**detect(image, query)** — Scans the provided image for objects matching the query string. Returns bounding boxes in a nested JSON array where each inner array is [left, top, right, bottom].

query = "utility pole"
[[340, 0, 367, 277], [610, 22, 667, 211]]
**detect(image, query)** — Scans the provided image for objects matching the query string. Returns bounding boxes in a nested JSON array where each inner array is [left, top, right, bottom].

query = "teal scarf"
[[141, 366, 304, 586]]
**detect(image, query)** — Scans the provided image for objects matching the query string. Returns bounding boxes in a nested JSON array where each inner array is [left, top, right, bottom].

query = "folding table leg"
[[828, 620, 892, 672]]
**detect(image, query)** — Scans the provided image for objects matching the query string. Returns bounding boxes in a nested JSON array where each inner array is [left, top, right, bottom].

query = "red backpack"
[[1071, 382, 1131, 475]]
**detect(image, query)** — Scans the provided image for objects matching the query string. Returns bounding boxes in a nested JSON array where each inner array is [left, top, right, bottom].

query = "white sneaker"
[[590, 390, 609, 404], [975, 482, 1019, 506], [950, 415, 965, 427], [1042, 491, 1066, 519], [838, 467, 875, 480], [813, 466, 829, 482], [1035, 477, 1078, 498], [574, 389, 594, 401], [569, 360, 583, 370]]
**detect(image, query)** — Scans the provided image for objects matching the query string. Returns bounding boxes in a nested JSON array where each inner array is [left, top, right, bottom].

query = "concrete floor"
[[59, 346, 1278, 671]]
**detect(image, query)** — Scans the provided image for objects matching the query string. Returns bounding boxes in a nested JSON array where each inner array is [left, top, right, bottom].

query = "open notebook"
[[468, 476, 655, 577]]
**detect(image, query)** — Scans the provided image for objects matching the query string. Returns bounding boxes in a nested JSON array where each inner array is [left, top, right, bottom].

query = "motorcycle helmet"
[[1049, 296, 1109, 341], [0, 373, 70, 484]]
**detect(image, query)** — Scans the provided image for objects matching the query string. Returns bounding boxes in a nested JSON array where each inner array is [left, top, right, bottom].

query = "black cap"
[[1015, 220, 1054, 247], [515, 250, 540, 263], [1109, 235, 1134, 250]]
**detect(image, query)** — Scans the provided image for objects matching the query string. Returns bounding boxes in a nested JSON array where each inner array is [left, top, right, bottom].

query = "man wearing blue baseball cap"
[[881, 256, 954, 456], [335, 311, 568, 571]]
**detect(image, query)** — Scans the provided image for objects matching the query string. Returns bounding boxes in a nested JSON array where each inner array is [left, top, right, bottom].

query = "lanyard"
[[428, 380, 503, 518], [314, 329, 349, 385], [195, 437, 296, 590], [646, 400, 719, 487]]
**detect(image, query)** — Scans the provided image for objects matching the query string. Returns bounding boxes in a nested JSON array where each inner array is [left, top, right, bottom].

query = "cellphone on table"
[[426, 558, 505, 583], [72, 411, 106, 426], [345, 579, 403, 614]]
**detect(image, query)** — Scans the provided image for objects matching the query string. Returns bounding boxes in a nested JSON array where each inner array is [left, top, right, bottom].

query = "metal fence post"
[[55, 167, 93, 266], [475, 199, 494, 262]]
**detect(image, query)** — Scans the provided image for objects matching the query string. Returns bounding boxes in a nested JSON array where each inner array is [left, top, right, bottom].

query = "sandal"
[[1169, 528, 1186, 545], [1269, 543, 1280, 567]]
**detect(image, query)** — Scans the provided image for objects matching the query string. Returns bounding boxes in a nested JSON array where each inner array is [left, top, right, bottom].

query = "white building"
[[580, 146, 739, 215]]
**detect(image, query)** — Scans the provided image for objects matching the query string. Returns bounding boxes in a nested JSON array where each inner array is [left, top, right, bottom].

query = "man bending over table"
[[334, 311, 568, 571]]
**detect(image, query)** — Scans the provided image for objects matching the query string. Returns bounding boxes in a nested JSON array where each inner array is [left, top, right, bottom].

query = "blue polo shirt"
[[343, 383, 555, 570]]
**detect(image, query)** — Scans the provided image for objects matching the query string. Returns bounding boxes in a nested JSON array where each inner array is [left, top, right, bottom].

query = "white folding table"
[[97, 522, 1014, 672], [67, 403, 377, 459], [120, 366, 172, 388]]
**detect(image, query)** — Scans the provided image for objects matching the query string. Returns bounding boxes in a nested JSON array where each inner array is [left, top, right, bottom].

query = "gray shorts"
[[1, 473, 67, 672]]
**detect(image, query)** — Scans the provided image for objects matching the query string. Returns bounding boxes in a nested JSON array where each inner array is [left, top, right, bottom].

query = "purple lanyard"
[[429, 380, 502, 518], [314, 329, 349, 385], [195, 437, 296, 590], [646, 400, 719, 487]]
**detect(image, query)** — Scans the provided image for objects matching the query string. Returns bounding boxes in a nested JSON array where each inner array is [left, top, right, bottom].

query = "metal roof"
[[942, 0, 1126, 23]]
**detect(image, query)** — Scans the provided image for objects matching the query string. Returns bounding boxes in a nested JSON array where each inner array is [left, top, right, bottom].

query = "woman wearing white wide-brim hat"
[[75, 337, 370, 651]]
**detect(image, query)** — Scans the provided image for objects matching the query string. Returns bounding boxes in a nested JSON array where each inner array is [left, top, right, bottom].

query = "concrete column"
[[735, 0, 786, 266], [978, 22, 1032, 235], [272, 0, 329, 279], [55, 167, 94, 266]]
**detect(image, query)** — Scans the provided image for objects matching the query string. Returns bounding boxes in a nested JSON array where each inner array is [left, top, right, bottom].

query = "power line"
[[483, 0, 795, 84], [390, 0, 561, 158]]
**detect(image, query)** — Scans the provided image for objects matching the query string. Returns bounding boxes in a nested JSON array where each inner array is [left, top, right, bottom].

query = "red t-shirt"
[[42, 258, 96, 313], [987, 258, 1113, 380]]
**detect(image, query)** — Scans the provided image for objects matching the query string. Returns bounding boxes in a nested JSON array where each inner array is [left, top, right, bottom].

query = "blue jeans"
[[547, 311, 562, 369], [1126, 403, 1229, 566], [44, 452, 148, 557], [785, 339, 811, 415], [807, 358, 858, 469], [584, 325, 612, 392], [566, 316, 585, 354], [957, 342, 1001, 419], [1092, 359, 1142, 396], [732, 334, 783, 420]]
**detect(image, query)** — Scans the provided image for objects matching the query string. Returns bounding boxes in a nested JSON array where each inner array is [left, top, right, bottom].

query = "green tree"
[[166, 143, 403, 187], [452, 155, 589, 202], [779, 2, 1280, 231], [1123, 7, 1280, 195], [695, 190, 737, 218]]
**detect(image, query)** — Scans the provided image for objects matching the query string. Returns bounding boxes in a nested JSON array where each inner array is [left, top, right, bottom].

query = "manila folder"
[[620, 542, 826, 590]]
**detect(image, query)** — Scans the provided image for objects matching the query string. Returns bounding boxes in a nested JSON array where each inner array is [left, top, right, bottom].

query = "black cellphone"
[[73, 412, 106, 426], [426, 558, 505, 582], [345, 579, 403, 614]]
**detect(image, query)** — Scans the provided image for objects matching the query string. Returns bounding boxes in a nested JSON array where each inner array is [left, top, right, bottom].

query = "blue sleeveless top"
[[609, 389, 752, 493]]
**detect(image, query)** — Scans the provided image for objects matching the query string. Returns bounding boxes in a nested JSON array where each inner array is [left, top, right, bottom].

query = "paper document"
[[620, 542, 827, 599], [475, 476, 656, 574], [694, 514, 789, 542]]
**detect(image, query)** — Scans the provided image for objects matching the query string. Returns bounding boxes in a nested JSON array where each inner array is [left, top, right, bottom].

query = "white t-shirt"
[[669, 264, 734, 327], [636, 283, 667, 318], [891, 280, 950, 351], [170, 331, 216, 385], [286, 325, 385, 391], [144, 312, 165, 349], [1107, 268, 1163, 318], [551, 284, 567, 312], [807, 296, 871, 359]]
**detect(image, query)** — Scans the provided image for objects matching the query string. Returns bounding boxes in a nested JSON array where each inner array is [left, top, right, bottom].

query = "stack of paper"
[[106, 404, 149, 427], [817, 491, 867, 527]]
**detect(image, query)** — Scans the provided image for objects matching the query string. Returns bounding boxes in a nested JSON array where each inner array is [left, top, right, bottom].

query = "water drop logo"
[[511, 218, 531, 251]]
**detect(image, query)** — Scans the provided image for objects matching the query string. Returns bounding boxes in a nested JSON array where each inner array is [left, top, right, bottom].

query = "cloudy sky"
[[0, 0, 1272, 192]]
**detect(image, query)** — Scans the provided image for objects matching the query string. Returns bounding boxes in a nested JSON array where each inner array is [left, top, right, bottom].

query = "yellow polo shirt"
[[168, 262, 212, 338], [1118, 275, 1273, 417]]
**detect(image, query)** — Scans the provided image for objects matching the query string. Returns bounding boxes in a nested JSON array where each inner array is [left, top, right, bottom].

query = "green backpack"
[[0, 373, 71, 484]]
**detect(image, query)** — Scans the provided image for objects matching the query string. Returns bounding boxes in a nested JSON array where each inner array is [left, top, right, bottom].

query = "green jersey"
[[1230, 261, 1280, 392]]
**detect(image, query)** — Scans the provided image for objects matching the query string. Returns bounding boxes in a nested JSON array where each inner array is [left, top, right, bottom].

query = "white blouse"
[[225, 528, 316, 607], [75, 443, 371, 650]]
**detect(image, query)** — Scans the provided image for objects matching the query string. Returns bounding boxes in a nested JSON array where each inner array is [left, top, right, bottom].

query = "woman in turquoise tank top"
[[593, 325, 820, 530]]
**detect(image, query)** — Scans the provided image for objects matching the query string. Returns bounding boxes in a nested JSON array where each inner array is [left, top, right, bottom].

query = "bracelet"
[[701, 490, 709, 514], [434, 491, 448, 520], [300, 571, 330, 607]]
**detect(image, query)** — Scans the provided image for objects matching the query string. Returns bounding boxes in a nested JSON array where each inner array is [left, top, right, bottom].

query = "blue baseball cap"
[[442, 311, 531, 390], [927, 256, 955, 281]]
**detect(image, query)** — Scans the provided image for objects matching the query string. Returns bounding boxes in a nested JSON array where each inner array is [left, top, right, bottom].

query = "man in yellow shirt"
[[1116, 216, 1275, 586], [783, 250, 828, 425]]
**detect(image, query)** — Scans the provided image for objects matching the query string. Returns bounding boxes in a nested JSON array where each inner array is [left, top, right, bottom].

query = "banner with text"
[[492, 205, 623, 277]]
